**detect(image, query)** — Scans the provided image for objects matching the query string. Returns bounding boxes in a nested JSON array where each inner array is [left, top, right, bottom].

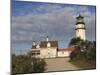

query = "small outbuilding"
[[57, 47, 75, 57]]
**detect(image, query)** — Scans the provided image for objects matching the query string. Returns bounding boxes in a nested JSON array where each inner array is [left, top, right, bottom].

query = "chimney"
[[46, 36, 49, 42], [32, 41, 36, 46]]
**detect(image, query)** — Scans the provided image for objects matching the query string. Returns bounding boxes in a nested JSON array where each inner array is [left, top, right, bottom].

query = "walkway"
[[44, 57, 80, 72]]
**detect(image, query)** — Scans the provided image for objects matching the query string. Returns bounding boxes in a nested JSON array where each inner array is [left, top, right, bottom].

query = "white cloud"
[[12, 4, 96, 49]]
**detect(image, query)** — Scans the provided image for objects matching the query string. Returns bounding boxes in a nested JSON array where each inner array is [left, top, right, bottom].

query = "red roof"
[[58, 47, 75, 51]]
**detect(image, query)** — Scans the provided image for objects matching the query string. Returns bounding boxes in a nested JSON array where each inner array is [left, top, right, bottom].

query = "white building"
[[30, 36, 75, 58], [57, 48, 75, 57], [30, 36, 58, 58], [75, 14, 86, 40]]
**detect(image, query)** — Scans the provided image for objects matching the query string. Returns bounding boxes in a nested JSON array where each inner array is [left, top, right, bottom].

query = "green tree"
[[86, 41, 96, 63], [69, 37, 96, 65], [69, 37, 83, 46]]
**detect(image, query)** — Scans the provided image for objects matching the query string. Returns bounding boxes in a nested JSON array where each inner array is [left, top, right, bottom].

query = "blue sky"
[[12, 1, 96, 16], [11, 0, 96, 54]]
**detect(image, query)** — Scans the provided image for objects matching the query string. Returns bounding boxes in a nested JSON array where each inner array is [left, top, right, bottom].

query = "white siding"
[[31, 48, 41, 58], [40, 47, 57, 58], [57, 51, 71, 57]]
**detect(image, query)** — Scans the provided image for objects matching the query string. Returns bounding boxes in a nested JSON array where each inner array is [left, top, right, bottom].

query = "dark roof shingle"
[[40, 41, 58, 48], [31, 40, 58, 49]]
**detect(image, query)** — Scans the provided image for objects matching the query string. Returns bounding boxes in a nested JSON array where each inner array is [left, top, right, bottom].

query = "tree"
[[69, 37, 83, 46], [69, 37, 96, 65], [69, 37, 85, 60], [86, 41, 96, 63]]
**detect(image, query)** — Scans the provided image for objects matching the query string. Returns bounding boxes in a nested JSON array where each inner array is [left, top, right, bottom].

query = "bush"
[[12, 54, 47, 74], [32, 58, 47, 73]]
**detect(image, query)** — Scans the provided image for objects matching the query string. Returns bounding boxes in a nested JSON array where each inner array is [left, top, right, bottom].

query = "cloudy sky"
[[11, 0, 96, 54]]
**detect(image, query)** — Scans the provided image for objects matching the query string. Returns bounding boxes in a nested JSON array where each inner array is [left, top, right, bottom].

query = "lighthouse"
[[75, 14, 86, 40]]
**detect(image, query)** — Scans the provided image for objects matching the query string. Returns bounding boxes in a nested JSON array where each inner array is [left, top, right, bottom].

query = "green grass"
[[69, 59, 96, 69]]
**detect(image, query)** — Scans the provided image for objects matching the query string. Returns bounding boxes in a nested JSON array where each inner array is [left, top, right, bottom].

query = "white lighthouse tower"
[[75, 14, 86, 40]]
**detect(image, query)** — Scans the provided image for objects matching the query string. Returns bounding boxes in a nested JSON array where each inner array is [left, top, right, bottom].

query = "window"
[[62, 51, 64, 54], [37, 52, 40, 55], [31, 50, 40, 56], [32, 53, 35, 55]]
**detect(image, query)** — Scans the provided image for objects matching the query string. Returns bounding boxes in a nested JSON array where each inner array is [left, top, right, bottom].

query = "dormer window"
[[47, 42, 51, 48], [36, 44, 40, 48]]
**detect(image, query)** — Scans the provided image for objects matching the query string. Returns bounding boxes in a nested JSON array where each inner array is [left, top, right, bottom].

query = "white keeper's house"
[[30, 36, 58, 58]]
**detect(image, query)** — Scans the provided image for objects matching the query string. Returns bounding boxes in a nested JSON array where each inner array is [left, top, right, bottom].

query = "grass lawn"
[[69, 59, 96, 70]]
